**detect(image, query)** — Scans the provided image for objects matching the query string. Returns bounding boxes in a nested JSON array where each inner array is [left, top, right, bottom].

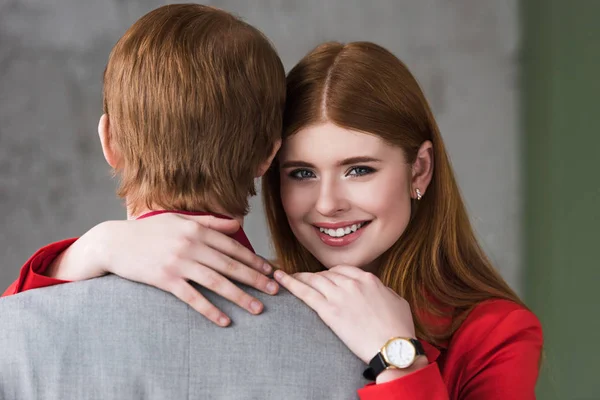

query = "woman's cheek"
[[281, 183, 310, 221], [359, 176, 412, 231]]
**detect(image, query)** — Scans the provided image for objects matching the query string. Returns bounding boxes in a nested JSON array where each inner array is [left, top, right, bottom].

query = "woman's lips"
[[313, 221, 370, 247]]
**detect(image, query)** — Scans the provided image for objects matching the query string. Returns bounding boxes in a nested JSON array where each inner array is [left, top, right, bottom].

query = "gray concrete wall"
[[0, 1, 522, 292]]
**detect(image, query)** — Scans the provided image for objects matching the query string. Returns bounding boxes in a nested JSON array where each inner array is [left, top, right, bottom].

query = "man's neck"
[[127, 204, 245, 227]]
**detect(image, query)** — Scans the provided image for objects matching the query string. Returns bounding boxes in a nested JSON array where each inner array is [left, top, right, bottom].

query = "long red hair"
[[262, 42, 523, 345]]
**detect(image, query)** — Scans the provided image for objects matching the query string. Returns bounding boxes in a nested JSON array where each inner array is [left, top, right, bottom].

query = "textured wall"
[[0, 1, 521, 292]]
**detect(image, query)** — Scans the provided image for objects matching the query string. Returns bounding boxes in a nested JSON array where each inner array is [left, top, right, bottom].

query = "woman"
[[4, 42, 542, 398]]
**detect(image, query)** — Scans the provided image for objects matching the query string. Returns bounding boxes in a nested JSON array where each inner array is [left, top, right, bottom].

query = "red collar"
[[137, 210, 254, 253]]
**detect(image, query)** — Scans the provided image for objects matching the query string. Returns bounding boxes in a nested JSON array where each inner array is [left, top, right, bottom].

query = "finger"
[[188, 224, 273, 275], [293, 272, 338, 297], [191, 245, 278, 295], [182, 214, 240, 235], [318, 270, 355, 286], [169, 280, 231, 327], [184, 263, 265, 315], [274, 270, 326, 311]]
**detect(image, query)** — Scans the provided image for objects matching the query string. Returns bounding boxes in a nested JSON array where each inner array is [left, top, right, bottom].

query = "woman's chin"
[[315, 252, 382, 271]]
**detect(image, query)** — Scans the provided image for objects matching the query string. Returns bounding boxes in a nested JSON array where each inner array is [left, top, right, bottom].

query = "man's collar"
[[137, 210, 254, 253]]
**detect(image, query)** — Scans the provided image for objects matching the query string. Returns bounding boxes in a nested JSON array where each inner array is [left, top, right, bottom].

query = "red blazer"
[[2, 213, 543, 399]]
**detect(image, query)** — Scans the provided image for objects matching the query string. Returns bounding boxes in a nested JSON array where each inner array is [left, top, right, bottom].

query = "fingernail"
[[219, 316, 230, 326], [274, 270, 285, 280], [250, 300, 263, 313], [266, 281, 278, 293], [263, 263, 272, 274]]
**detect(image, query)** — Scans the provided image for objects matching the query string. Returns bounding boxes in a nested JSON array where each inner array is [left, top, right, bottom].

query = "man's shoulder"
[[0, 274, 191, 360], [0, 275, 325, 329], [0, 275, 368, 400], [0, 274, 189, 337], [0, 275, 344, 352], [0, 274, 173, 308]]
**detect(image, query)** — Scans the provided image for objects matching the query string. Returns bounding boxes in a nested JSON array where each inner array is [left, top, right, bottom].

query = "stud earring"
[[416, 188, 422, 200]]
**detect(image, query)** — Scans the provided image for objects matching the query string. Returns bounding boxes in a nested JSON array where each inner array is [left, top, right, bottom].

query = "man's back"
[[0, 275, 367, 400]]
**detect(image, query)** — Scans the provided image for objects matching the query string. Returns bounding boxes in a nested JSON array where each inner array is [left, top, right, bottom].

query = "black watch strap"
[[362, 338, 426, 381], [411, 338, 426, 356], [363, 352, 386, 381]]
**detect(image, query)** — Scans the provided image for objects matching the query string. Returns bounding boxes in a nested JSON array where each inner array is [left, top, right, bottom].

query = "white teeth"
[[319, 222, 366, 238]]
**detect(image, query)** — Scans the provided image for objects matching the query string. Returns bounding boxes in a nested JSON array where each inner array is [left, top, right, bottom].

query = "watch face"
[[385, 338, 416, 368]]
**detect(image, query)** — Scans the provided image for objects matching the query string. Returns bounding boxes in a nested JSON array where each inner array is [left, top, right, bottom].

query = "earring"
[[416, 188, 422, 200]]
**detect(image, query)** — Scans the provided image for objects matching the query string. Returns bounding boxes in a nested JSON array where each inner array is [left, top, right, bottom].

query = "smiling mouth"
[[317, 221, 371, 238]]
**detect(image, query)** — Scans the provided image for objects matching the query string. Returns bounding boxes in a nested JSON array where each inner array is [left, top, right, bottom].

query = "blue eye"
[[289, 169, 316, 180], [346, 166, 375, 177]]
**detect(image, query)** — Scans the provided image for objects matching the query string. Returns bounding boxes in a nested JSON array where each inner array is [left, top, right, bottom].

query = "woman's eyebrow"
[[280, 160, 315, 169], [337, 156, 382, 166], [281, 157, 382, 169]]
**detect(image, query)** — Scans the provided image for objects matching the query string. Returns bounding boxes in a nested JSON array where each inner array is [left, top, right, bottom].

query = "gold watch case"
[[380, 337, 417, 369]]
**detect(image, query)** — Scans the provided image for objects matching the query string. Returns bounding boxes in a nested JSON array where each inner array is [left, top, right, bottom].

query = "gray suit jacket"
[[0, 275, 367, 400]]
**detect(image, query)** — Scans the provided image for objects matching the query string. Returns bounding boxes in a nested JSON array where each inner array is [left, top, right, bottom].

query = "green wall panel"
[[522, 1, 600, 399]]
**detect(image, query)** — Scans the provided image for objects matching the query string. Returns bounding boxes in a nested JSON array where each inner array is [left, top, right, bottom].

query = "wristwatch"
[[363, 337, 426, 381]]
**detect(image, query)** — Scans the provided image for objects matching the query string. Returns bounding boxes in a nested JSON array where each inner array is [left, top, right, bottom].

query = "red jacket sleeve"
[[1, 238, 77, 297], [358, 362, 449, 400], [357, 301, 542, 399], [456, 308, 542, 399]]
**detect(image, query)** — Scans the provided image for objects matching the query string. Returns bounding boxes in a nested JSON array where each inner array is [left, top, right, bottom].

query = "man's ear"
[[411, 140, 434, 199], [256, 139, 282, 177], [98, 114, 121, 169]]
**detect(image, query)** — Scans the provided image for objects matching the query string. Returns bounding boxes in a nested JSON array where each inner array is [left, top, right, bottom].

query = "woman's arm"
[[2, 213, 280, 326], [274, 268, 541, 400], [1, 238, 76, 297], [362, 306, 541, 399]]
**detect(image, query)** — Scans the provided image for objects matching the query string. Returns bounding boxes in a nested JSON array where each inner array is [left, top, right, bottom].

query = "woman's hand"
[[46, 213, 279, 326], [274, 266, 423, 369]]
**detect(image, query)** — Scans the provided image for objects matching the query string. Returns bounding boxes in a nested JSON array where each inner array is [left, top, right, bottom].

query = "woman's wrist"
[[44, 221, 115, 281], [375, 356, 429, 384]]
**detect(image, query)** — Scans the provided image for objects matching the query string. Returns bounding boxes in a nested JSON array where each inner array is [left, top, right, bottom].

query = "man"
[[0, 5, 366, 399]]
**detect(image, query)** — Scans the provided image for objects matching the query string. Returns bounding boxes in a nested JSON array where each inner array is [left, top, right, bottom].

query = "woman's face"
[[279, 122, 414, 270]]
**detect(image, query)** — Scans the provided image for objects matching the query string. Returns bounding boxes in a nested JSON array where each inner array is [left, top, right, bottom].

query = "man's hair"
[[103, 4, 285, 216]]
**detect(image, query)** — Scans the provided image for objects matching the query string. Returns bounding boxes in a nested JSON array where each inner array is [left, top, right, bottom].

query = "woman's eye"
[[289, 169, 316, 180], [346, 166, 375, 177]]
